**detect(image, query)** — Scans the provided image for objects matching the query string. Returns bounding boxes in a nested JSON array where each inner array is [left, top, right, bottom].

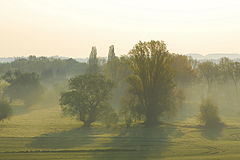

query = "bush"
[[199, 98, 223, 128], [101, 107, 119, 128], [0, 100, 12, 122]]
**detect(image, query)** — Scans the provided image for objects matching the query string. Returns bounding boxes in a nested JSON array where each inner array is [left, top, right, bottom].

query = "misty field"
[[2, 0, 240, 159], [1, 104, 240, 160], [1, 42, 240, 160]]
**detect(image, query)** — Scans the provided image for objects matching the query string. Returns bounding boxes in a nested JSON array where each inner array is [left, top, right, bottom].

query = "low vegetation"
[[199, 98, 224, 128], [0, 100, 12, 122]]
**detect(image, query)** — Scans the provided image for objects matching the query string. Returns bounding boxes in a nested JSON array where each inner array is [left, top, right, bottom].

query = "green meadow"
[[1, 104, 240, 160]]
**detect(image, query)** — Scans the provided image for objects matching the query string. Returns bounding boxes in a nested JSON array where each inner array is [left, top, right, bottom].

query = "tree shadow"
[[200, 125, 224, 140], [88, 125, 182, 160], [12, 105, 31, 116], [27, 127, 109, 149]]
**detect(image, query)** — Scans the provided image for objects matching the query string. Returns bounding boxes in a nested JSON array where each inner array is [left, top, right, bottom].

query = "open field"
[[1, 105, 240, 160]]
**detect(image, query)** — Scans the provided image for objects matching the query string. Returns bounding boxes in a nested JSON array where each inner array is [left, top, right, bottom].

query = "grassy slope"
[[0, 106, 240, 160]]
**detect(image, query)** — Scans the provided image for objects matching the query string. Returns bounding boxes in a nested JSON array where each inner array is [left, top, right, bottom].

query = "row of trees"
[[1, 40, 239, 127], [60, 41, 186, 127], [199, 58, 240, 94], [60, 40, 240, 127], [0, 56, 87, 82]]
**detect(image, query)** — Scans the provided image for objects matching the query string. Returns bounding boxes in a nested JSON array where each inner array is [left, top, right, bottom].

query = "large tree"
[[60, 74, 113, 127], [125, 40, 177, 127]]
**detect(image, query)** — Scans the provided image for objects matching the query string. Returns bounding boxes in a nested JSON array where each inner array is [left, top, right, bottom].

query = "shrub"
[[101, 107, 119, 128], [199, 98, 223, 128], [0, 100, 12, 122]]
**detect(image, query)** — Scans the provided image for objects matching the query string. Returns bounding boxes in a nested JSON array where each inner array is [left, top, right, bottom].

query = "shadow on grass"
[[200, 125, 224, 140], [12, 105, 31, 116], [27, 124, 183, 160], [88, 124, 182, 160], [27, 127, 111, 149]]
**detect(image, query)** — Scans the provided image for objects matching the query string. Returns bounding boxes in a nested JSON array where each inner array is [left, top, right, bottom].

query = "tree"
[[125, 40, 177, 127], [108, 45, 116, 62], [219, 57, 240, 95], [87, 46, 99, 74], [198, 61, 219, 94], [0, 80, 12, 122], [0, 80, 9, 100], [2, 71, 43, 106], [105, 45, 119, 81], [172, 54, 197, 87], [0, 56, 88, 82], [60, 74, 113, 127]]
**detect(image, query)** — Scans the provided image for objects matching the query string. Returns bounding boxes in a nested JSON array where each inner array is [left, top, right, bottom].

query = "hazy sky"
[[1, 0, 240, 57]]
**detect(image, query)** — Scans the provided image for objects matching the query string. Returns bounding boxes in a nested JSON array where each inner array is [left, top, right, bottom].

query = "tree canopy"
[[60, 74, 113, 127], [124, 40, 177, 127]]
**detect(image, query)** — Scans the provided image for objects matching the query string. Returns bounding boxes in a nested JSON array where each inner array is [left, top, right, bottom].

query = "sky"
[[0, 0, 240, 58]]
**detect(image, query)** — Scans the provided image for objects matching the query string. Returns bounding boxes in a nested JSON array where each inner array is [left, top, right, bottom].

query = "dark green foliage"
[[100, 107, 119, 128], [0, 100, 12, 122], [199, 98, 223, 128], [124, 40, 178, 127], [60, 74, 114, 127], [2, 71, 43, 106]]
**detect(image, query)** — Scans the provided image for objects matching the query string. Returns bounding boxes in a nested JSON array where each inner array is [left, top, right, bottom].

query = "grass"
[[1, 105, 240, 160]]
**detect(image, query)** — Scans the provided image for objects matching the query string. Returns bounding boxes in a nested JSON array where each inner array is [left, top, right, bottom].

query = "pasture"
[[1, 104, 240, 160]]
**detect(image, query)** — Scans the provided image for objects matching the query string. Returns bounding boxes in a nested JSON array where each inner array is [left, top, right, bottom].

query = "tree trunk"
[[145, 113, 159, 127], [83, 120, 92, 127]]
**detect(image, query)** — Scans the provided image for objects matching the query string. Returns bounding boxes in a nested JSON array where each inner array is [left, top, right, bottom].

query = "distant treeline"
[[0, 56, 88, 81]]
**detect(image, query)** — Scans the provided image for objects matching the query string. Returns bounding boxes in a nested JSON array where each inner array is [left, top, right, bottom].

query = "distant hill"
[[0, 57, 16, 63], [186, 53, 240, 60], [1, 54, 240, 63]]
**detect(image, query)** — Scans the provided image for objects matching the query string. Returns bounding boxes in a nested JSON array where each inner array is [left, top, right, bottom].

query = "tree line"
[[0, 40, 239, 127]]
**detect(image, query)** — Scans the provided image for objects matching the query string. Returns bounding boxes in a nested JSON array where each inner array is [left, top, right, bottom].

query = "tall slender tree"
[[87, 46, 99, 74]]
